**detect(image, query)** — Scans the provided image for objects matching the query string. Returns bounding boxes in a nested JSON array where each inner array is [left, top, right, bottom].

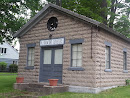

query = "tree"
[[47, 0, 108, 23], [114, 16, 130, 37], [108, 0, 130, 37], [1, 0, 129, 43], [47, 0, 130, 37], [108, 0, 130, 28], [0, 0, 44, 43]]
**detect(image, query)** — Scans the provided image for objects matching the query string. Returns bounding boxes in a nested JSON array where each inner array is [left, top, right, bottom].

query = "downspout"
[[97, 27, 102, 88], [91, 25, 93, 59]]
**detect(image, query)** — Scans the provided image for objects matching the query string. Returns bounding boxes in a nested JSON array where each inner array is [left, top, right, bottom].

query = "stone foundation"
[[14, 83, 121, 94], [68, 86, 118, 93]]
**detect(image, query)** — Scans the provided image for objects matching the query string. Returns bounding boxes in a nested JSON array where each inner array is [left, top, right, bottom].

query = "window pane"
[[72, 45, 77, 51], [28, 60, 32, 66], [77, 52, 82, 59], [29, 48, 32, 54], [27, 47, 35, 66], [72, 51, 77, 59], [123, 52, 127, 70], [78, 44, 82, 51], [72, 44, 82, 67], [31, 60, 34, 66], [2, 48, 4, 53], [105, 46, 110, 69], [32, 52, 35, 60], [4, 48, 6, 53], [54, 49, 63, 64], [106, 47, 108, 54], [77, 60, 82, 67], [31, 48, 34, 54], [72, 60, 77, 67], [106, 61, 110, 69], [28, 53, 32, 60], [44, 50, 52, 64]]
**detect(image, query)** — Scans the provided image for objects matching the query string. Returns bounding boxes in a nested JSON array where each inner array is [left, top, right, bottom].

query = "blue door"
[[39, 47, 63, 84]]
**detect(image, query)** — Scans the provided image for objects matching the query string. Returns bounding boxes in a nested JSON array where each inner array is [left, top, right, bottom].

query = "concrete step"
[[26, 85, 68, 93], [28, 83, 45, 88], [14, 83, 69, 96]]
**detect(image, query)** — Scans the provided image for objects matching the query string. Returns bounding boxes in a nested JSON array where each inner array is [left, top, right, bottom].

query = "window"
[[54, 49, 63, 64], [0, 48, 7, 54], [68, 39, 84, 71], [27, 47, 35, 66], [105, 46, 111, 69], [13, 61, 18, 65], [104, 41, 112, 72], [72, 44, 82, 67], [123, 51, 127, 70], [43, 49, 52, 64], [4, 48, 6, 53], [26, 43, 36, 68]]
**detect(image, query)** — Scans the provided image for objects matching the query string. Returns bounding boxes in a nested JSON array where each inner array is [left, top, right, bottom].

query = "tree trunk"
[[109, 0, 117, 28], [100, 0, 108, 25]]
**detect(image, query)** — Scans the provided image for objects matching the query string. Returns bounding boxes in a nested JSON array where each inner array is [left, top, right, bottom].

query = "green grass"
[[0, 74, 20, 97], [41, 86, 130, 98], [0, 72, 17, 75], [0, 73, 130, 98], [0, 73, 38, 97], [0, 75, 17, 92]]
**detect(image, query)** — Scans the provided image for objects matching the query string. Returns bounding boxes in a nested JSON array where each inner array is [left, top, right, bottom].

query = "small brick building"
[[14, 4, 130, 93]]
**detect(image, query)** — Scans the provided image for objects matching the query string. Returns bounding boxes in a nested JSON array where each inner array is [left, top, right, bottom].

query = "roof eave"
[[13, 4, 51, 38], [99, 24, 130, 42], [13, 3, 130, 43], [13, 3, 100, 38]]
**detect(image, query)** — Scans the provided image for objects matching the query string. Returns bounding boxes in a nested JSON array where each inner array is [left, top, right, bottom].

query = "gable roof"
[[13, 3, 130, 42]]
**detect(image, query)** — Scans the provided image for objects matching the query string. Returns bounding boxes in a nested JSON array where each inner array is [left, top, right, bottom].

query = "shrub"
[[9, 64, 18, 72], [0, 62, 7, 71], [126, 79, 130, 85]]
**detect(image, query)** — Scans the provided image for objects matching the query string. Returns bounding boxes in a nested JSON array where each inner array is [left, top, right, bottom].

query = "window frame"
[[13, 61, 18, 65], [123, 48, 128, 73], [104, 41, 112, 72], [68, 39, 85, 71], [0, 48, 7, 54], [25, 43, 36, 70], [71, 44, 82, 67]]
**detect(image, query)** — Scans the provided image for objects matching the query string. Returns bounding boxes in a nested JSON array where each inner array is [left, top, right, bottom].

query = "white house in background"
[[0, 42, 19, 68]]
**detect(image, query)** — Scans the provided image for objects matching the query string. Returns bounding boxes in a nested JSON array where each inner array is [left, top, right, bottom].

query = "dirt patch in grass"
[[0, 90, 39, 98]]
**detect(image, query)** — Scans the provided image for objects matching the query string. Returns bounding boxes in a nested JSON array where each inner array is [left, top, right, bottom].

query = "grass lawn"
[[0, 72, 17, 75], [41, 85, 130, 98], [0, 73, 37, 98], [0, 73, 130, 98], [0, 75, 16, 92]]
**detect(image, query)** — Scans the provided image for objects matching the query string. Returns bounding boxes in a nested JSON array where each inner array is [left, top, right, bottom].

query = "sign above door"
[[40, 38, 65, 47]]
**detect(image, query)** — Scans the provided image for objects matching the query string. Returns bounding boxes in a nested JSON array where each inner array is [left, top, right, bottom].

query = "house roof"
[[13, 3, 130, 42]]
